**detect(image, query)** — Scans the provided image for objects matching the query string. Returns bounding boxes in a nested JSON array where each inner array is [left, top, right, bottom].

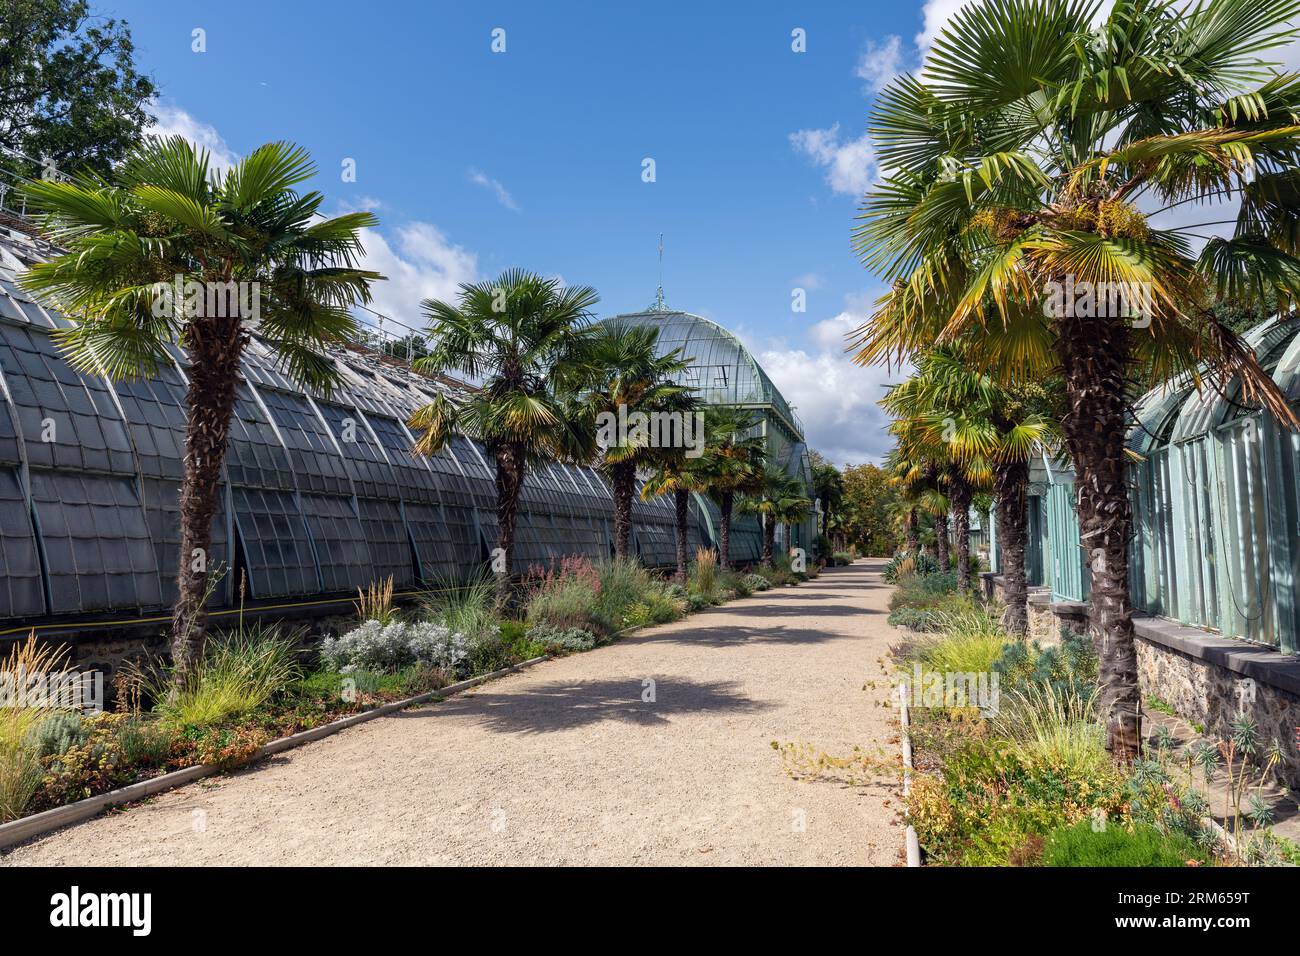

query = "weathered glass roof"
[[1127, 317, 1300, 448], [608, 307, 805, 440], [0, 229, 780, 624]]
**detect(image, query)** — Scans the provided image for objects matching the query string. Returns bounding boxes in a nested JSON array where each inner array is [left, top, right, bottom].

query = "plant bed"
[[887, 566, 1297, 867], [0, 655, 546, 850]]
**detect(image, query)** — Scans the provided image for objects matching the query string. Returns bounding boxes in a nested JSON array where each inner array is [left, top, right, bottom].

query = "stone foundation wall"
[[1135, 634, 1300, 790], [1027, 595, 1060, 647]]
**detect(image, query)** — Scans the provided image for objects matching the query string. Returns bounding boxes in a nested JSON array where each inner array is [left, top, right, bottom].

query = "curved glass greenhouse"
[[0, 235, 789, 629], [1003, 316, 1300, 654], [607, 304, 818, 554]]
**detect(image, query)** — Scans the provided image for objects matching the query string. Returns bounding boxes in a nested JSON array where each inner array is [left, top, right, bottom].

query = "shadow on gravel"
[[720, 603, 878, 618], [402, 677, 769, 734], [631, 624, 844, 647]]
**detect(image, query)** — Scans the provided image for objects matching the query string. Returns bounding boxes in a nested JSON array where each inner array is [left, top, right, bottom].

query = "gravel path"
[[2, 560, 904, 866]]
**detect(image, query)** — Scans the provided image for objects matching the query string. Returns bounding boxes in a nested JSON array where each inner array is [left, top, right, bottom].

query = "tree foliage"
[[0, 1, 156, 179]]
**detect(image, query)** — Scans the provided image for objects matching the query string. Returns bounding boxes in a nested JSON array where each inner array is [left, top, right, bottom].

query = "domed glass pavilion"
[[605, 299, 818, 558]]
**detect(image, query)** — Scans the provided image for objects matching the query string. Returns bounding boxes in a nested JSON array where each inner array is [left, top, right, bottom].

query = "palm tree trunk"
[[994, 459, 1029, 637], [935, 511, 950, 573], [1058, 313, 1141, 761], [171, 317, 244, 681], [761, 515, 775, 568], [719, 491, 734, 570], [950, 476, 972, 591], [673, 488, 689, 581], [494, 442, 525, 610], [905, 508, 919, 553], [611, 461, 636, 560]]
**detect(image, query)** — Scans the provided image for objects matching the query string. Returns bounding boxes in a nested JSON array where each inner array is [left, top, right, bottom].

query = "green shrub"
[[1043, 820, 1205, 867], [884, 550, 937, 583], [498, 619, 547, 661], [420, 577, 498, 643], [832, 551, 854, 566], [525, 623, 598, 653], [464, 629, 522, 675], [911, 628, 1006, 676], [150, 625, 302, 728], [719, 571, 751, 597], [888, 572, 962, 612], [815, 533, 833, 559], [993, 628, 1098, 699], [295, 663, 450, 701], [23, 712, 90, 758], [114, 717, 176, 766], [888, 606, 944, 631], [742, 573, 770, 591], [910, 730, 1129, 866], [755, 565, 794, 587], [526, 562, 603, 634]]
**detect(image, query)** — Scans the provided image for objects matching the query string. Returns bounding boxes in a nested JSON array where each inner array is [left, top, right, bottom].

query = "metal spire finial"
[[652, 233, 666, 312]]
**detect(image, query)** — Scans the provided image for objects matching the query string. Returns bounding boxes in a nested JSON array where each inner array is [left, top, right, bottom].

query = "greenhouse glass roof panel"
[[608, 309, 804, 438]]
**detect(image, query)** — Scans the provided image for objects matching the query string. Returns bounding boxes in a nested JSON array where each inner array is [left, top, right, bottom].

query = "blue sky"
[[107, 0, 967, 465]]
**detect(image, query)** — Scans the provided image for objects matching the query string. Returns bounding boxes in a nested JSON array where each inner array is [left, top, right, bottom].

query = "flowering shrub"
[[526, 556, 605, 633], [319, 620, 469, 674]]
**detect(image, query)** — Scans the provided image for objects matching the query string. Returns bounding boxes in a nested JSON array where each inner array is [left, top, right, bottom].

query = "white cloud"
[[146, 101, 241, 175], [143, 103, 481, 336], [916, 0, 973, 52], [915, 0, 1116, 57], [791, 272, 825, 291], [751, 294, 903, 467], [856, 35, 905, 93], [468, 168, 520, 212], [356, 222, 479, 329], [789, 123, 876, 197]]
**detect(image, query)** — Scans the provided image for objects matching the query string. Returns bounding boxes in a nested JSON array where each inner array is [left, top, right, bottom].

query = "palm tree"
[[811, 461, 844, 541], [884, 449, 938, 558], [19, 136, 380, 678], [641, 449, 706, 581], [852, 0, 1300, 759], [409, 270, 598, 607], [693, 406, 765, 570], [575, 322, 698, 560], [739, 465, 813, 568], [886, 433, 955, 566], [883, 349, 1057, 631]]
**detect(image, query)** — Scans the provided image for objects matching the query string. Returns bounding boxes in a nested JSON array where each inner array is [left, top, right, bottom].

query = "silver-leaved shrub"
[[319, 620, 470, 674]]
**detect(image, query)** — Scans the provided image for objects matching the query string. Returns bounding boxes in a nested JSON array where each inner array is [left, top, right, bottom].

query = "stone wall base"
[[1133, 622, 1300, 790]]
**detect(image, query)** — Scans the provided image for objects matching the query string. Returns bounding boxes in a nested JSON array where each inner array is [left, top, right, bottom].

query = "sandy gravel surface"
[[2, 560, 904, 866]]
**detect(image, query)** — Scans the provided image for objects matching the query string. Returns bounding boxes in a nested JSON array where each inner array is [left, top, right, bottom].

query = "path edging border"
[[896, 682, 921, 867], [0, 654, 548, 852]]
